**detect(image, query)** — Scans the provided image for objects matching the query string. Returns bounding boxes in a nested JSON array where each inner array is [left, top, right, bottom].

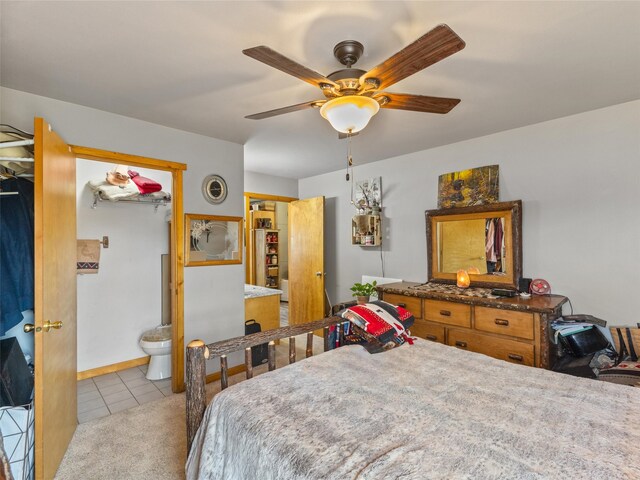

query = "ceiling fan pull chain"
[[346, 132, 352, 181], [347, 133, 357, 209]]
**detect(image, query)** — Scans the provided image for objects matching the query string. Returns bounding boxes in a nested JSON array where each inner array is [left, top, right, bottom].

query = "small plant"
[[350, 280, 377, 298]]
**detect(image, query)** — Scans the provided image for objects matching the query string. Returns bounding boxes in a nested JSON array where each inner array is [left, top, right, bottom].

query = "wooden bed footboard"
[[186, 316, 347, 452]]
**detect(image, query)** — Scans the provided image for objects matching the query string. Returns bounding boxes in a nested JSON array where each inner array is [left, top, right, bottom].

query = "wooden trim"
[[244, 192, 298, 283], [244, 192, 298, 203], [425, 200, 522, 290], [205, 364, 246, 384], [70, 145, 187, 171], [172, 169, 185, 393], [185, 213, 243, 267], [77, 356, 150, 381], [245, 196, 252, 283], [33, 118, 44, 480], [70, 145, 186, 393]]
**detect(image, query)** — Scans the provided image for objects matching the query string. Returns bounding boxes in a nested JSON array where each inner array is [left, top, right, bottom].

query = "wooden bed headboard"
[[186, 316, 346, 451]]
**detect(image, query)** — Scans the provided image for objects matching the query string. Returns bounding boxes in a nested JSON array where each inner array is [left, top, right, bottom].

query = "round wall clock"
[[202, 174, 228, 204]]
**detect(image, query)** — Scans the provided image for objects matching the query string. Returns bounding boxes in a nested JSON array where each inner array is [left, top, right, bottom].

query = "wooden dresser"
[[377, 282, 568, 369]]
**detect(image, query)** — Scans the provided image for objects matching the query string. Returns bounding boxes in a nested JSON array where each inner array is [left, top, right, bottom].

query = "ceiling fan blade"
[[360, 24, 465, 90], [338, 131, 360, 140], [377, 93, 460, 114], [245, 100, 324, 120], [243, 46, 339, 89]]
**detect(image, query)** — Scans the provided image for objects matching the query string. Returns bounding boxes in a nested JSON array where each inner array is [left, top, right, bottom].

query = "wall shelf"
[[92, 192, 171, 211], [255, 229, 280, 288], [351, 214, 382, 247]]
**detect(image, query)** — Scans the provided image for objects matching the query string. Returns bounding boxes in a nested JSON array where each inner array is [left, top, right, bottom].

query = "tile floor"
[[77, 365, 173, 424], [77, 303, 290, 425]]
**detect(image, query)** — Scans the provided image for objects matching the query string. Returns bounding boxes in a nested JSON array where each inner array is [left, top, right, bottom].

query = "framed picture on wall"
[[185, 214, 243, 266]]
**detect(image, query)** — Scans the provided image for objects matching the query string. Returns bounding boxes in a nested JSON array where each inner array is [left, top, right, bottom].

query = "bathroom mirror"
[[425, 200, 522, 289], [185, 214, 243, 266]]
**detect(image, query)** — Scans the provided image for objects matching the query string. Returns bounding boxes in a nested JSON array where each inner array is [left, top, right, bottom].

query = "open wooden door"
[[33, 118, 77, 479], [288, 196, 324, 326]]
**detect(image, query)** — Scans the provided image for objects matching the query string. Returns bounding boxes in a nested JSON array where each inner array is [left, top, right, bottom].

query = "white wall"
[[244, 170, 298, 198], [300, 100, 640, 326], [1, 87, 245, 375], [75, 160, 172, 371]]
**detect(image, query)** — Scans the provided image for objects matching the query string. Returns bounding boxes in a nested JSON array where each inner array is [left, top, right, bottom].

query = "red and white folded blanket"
[[339, 300, 415, 352], [128, 170, 162, 194]]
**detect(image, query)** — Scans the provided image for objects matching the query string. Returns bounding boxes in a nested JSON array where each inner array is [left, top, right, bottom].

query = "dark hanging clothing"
[[494, 218, 504, 261], [494, 218, 504, 272], [0, 178, 34, 335]]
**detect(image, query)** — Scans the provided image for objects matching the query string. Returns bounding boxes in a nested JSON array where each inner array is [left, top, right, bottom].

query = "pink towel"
[[128, 170, 162, 194]]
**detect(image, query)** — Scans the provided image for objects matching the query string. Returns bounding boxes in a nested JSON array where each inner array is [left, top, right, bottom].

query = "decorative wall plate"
[[202, 174, 227, 204]]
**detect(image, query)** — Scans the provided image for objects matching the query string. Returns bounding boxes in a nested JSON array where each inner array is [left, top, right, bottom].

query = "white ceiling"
[[1, 1, 639, 179]]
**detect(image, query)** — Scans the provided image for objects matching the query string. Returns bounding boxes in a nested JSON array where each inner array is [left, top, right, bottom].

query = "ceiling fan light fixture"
[[319, 96, 380, 134]]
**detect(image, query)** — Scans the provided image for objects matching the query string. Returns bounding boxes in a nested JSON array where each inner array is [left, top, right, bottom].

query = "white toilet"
[[139, 325, 172, 380]]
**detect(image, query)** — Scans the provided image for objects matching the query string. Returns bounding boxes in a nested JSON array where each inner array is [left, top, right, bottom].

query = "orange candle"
[[457, 269, 470, 288]]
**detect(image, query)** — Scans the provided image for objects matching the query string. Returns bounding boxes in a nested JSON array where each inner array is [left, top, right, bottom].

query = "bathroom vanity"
[[244, 284, 282, 334]]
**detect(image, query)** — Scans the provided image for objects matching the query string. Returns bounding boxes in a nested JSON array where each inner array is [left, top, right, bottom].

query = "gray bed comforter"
[[186, 339, 640, 479]]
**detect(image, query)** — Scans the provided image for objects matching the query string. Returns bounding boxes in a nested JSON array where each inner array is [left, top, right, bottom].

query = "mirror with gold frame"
[[185, 214, 243, 266], [425, 200, 522, 289]]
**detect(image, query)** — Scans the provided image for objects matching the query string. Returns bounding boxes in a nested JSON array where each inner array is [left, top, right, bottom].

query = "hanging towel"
[[77, 240, 101, 274]]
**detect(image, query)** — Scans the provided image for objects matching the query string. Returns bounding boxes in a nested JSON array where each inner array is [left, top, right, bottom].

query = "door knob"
[[316, 272, 322, 277], [24, 323, 38, 333], [43, 320, 63, 332]]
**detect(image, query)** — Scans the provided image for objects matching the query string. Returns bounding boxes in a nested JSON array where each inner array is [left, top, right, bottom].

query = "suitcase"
[[245, 319, 268, 367]]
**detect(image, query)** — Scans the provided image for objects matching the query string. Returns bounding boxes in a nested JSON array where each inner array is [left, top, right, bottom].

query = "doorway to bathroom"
[[71, 147, 186, 423], [244, 192, 296, 328]]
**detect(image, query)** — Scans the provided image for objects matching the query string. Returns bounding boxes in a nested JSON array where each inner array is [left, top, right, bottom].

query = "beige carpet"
[[56, 389, 188, 480], [55, 337, 324, 479]]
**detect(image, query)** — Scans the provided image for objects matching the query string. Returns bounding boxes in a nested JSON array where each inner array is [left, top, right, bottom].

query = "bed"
[[185, 319, 640, 479]]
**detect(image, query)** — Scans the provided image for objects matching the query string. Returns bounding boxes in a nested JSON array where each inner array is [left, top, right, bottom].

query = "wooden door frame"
[[71, 146, 187, 392], [244, 192, 297, 284]]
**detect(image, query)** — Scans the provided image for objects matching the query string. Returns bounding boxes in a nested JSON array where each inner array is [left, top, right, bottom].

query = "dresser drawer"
[[475, 307, 534, 340], [447, 329, 535, 367], [424, 299, 471, 328], [383, 294, 422, 319], [410, 320, 445, 343]]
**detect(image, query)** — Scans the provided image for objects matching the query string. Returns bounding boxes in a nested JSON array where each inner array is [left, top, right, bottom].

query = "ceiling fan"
[[243, 24, 465, 136]]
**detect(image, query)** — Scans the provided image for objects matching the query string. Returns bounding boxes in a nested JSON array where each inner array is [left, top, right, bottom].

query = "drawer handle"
[[426, 334, 437, 341], [455, 341, 467, 348], [397, 303, 407, 308], [508, 354, 524, 362], [440, 310, 452, 317], [495, 318, 510, 326]]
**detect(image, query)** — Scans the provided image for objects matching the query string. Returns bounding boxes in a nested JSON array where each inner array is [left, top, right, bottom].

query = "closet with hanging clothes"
[[0, 124, 36, 480], [0, 124, 36, 357]]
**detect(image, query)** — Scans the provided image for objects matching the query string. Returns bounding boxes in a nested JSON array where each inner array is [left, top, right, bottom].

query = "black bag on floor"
[[552, 353, 597, 378], [245, 319, 268, 367]]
